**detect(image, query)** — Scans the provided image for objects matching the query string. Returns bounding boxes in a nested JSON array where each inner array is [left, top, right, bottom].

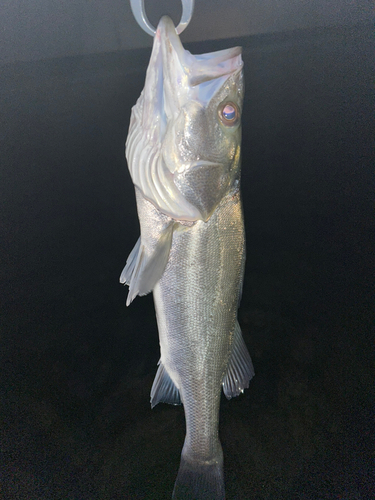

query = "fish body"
[[121, 16, 254, 499]]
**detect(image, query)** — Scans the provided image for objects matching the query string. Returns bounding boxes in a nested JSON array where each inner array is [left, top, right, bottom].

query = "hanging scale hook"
[[130, 0, 195, 36]]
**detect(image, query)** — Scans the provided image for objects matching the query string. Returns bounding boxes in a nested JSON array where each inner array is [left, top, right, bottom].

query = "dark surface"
[[1, 22, 374, 499]]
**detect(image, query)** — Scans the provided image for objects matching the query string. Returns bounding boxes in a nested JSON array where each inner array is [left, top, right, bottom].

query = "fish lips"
[[174, 161, 230, 222], [156, 16, 243, 110]]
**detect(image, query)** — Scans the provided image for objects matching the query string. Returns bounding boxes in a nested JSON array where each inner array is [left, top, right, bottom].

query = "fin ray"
[[151, 360, 181, 408], [223, 321, 254, 399], [119, 236, 141, 285], [120, 222, 175, 306]]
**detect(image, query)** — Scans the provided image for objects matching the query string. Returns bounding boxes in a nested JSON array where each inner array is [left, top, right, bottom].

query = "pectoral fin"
[[120, 222, 175, 306], [223, 321, 254, 399], [151, 360, 181, 408]]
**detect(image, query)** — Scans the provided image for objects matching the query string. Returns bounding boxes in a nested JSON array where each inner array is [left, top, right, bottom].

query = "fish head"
[[126, 16, 244, 222]]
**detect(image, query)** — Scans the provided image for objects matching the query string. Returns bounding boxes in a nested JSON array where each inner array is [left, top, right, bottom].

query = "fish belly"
[[153, 190, 245, 499]]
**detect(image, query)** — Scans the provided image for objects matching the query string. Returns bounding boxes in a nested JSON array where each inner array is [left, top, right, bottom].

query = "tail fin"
[[172, 455, 225, 500]]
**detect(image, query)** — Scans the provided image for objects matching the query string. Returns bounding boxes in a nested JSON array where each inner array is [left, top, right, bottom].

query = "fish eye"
[[219, 102, 239, 126]]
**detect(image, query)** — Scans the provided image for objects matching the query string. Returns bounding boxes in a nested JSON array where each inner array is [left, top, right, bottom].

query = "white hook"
[[130, 0, 195, 37]]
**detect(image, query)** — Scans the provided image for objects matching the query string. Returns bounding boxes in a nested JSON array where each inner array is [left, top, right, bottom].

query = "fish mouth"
[[156, 16, 243, 106], [157, 15, 242, 76], [156, 16, 185, 62]]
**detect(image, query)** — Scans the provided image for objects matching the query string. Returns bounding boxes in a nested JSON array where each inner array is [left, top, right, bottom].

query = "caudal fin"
[[172, 456, 225, 500]]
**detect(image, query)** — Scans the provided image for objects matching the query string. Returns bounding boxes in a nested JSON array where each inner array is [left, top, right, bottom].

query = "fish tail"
[[172, 454, 225, 500]]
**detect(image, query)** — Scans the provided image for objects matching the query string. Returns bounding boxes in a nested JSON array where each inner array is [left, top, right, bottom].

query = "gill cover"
[[126, 16, 243, 221]]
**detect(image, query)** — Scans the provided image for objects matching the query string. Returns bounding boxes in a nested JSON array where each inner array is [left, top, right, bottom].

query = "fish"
[[120, 16, 254, 499]]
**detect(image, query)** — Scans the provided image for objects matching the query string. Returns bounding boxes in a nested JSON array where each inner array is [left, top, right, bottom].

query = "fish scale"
[[153, 190, 245, 498], [121, 16, 254, 499]]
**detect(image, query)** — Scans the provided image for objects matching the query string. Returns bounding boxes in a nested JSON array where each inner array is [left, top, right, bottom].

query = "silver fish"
[[120, 16, 254, 499]]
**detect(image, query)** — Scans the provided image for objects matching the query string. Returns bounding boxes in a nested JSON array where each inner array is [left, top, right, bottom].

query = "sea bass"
[[120, 16, 254, 499]]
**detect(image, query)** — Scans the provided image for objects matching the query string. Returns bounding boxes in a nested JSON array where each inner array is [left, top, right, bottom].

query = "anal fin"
[[223, 320, 254, 399], [150, 360, 181, 409]]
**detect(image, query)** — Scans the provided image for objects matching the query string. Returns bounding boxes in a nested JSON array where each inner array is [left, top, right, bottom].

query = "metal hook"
[[130, 0, 195, 37]]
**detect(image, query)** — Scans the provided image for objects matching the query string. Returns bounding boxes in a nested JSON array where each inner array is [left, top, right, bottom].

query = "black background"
[[1, 22, 373, 499]]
